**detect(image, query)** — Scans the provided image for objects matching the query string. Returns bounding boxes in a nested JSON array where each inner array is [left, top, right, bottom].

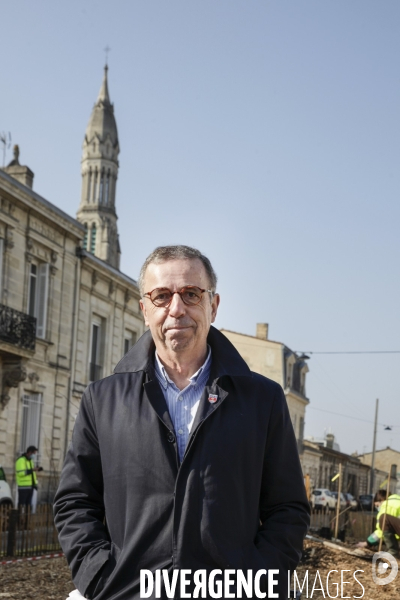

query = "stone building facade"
[[220, 324, 309, 452], [301, 436, 388, 497], [219, 326, 387, 498], [300, 441, 322, 491], [357, 447, 400, 494], [0, 67, 144, 502], [305, 440, 372, 497]]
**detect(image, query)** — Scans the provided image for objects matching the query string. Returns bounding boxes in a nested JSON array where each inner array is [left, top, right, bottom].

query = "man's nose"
[[168, 292, 186, 316]]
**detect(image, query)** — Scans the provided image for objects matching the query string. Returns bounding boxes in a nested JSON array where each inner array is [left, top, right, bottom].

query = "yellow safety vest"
[[15, 455, 38, 488], [374, 494, 400, 539]]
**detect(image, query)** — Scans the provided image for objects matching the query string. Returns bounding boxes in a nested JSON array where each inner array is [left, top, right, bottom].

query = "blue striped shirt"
[[154, 347, 212, 462]]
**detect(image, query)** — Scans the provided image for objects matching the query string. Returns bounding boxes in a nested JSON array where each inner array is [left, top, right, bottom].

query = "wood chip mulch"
[[295, 539, 400, 599], [0, 539, 399, 599], [0, 556, 74, 599]]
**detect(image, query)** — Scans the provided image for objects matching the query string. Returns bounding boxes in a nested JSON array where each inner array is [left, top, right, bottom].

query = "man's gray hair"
[[138, 245, 217, 297]]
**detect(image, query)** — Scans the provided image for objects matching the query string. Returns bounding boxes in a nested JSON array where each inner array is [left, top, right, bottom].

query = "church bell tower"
[[77, 65, 121, 269]]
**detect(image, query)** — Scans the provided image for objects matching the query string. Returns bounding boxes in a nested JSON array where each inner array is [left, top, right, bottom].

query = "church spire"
[[76, 65, 121, 269], [97, 65, 111, 105]]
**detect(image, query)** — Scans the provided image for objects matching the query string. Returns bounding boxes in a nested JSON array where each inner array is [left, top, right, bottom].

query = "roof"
[[85, 66, 119, 147], [315, 443, 368, 465], [79, 248, 139, 289], [220, 328, 285, 347], [358, 447, 400, 457], [0, 169, 85, 236], [0, 166, 139, 291]]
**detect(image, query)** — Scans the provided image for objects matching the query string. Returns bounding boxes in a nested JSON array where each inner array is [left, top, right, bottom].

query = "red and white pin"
[[208, 394, 218, 404]]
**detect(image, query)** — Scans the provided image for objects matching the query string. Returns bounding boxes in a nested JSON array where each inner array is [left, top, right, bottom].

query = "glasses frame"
[[143, 285, 214, 308]]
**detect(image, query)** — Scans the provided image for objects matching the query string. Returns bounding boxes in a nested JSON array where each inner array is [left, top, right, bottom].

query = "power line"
[[309, 406, 374, 424], [309, 406, 400, 428], [297, 350, 400, 355]]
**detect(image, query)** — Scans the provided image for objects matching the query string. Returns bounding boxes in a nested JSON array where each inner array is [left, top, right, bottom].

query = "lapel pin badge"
[[208, 394, 218, 404]]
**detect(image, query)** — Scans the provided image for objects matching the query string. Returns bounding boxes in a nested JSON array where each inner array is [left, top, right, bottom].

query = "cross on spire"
[[104, 45, 111, 66]]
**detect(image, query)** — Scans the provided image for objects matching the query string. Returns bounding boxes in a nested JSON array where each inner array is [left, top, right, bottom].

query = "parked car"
[[0, 465, 13, 507], [358, 494, 375, 511], [311, 488, 336, 510], [331, 492, 347, 510], [344, 493, 358, 511]]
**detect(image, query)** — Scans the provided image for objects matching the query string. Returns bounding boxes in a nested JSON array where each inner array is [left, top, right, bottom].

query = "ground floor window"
[[124, 330, 137, 355], [20, 393, 43, 456]]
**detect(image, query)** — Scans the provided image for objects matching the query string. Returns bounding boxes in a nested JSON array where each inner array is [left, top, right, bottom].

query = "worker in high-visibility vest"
[[15, 445, 42, 507], [357, 490, 400, 557]]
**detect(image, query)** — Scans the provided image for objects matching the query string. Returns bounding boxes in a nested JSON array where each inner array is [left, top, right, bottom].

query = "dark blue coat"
[[54, 327, 310, 599]]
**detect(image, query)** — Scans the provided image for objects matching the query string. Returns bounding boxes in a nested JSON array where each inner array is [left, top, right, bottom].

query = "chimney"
[[326, 433, 335, 449], [256, 323, 269, 340], [3, 145, 34, 189]]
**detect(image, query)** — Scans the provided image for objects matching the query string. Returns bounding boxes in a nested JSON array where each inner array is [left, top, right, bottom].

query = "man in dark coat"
[[54, 245, 310, 600]]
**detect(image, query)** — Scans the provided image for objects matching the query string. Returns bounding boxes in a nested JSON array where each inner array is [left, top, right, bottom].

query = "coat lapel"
[[184, 381, 229, 456], [143, 378, 174, 433], [143, 377, 179, 469]]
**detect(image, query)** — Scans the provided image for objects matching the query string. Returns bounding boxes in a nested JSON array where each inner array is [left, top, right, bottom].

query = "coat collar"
[[113, 325, 251, 380]]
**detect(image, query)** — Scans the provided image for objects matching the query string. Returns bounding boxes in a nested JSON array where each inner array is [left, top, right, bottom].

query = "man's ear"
[[210, 293, 220, 323], [139, 300, 150, 327]]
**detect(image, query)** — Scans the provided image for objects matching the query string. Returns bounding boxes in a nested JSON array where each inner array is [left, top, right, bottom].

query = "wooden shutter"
[[36, 263, 49, 338]]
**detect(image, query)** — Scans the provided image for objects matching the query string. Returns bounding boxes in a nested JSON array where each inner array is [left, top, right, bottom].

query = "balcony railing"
[[0, 304, 36, 351], [89, 363, 103, 382]]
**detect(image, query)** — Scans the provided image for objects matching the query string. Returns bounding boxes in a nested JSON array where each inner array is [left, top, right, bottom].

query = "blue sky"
[[2, 1, 399, 455]]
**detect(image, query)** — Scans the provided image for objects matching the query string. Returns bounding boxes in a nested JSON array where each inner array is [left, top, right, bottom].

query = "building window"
[[300, 372, 306, 396], [92, 169, 98, 203], [20, 393, 43, 455], [89, 317, 104, 382], [87, 170, 92, 203], [28, 263, 49, 339], [86, 169, 92, 203], [124, 330, 137, 355], [286, 362, 292, 388], [299, 416, 304, 444], [28, 264, 37, 316], [0, 238, 4, 299], [90, 224, 97, 254], [99, 171, 104, 204], [83, 224, 88, 250], [105, 172, 110, 205]]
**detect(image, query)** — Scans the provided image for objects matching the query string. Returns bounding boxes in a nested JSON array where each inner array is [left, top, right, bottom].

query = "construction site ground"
[[0, 538, 399, 599]]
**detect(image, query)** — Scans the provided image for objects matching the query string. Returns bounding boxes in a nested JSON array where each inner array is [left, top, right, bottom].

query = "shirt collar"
[[114, 326, 251, 380], [154, 345, 212, 387]]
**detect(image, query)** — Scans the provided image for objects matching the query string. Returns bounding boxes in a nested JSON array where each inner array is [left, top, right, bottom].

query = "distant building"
[[304, 437, 369, 496], [0, 66, 144, 501], [357, 447, 400, 494], [306, 433, 341, 452], [220, 323, 309, 453], [303, 434, 387, 496]]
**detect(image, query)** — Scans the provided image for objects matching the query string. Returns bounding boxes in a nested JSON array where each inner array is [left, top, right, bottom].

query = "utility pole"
[[334, 463, 342, 540], [370, 398, 379, 494]]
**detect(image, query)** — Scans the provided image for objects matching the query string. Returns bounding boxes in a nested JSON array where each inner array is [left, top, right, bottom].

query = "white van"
[[311, 488, 336, 510], [0, 465, 13, 507]]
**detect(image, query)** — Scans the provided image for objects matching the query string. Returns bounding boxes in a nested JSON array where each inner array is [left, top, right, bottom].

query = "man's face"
[[140, 258, 220, 358]]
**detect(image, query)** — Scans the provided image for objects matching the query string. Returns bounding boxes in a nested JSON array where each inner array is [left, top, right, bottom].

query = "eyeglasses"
[[143, 286, 213, 308]]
